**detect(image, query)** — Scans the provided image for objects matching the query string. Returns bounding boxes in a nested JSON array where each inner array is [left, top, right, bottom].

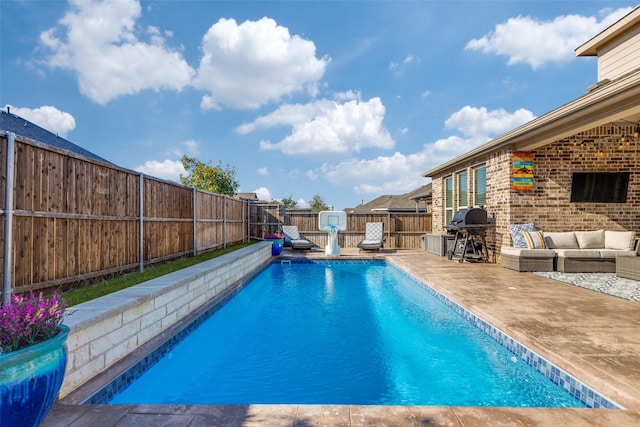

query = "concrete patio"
[[42, 249, 640, 426]]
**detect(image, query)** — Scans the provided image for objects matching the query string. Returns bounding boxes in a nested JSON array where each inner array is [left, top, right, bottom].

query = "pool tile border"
[[389, 261, 624, 410], [87, 258, 622, 409]]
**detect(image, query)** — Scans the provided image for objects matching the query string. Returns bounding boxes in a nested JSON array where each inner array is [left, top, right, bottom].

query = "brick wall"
[[430, 130, 640, 254]]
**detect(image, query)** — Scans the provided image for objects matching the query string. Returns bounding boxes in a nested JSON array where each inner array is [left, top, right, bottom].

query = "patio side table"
[[616, 257, 640, 281]]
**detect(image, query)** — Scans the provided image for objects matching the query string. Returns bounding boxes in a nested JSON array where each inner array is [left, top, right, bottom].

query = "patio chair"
[[358, 222, 385, 251], [282, 225, 314, 250]]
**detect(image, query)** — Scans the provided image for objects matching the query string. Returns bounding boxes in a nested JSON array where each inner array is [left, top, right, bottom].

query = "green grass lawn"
[[62, 242, 256, 306]]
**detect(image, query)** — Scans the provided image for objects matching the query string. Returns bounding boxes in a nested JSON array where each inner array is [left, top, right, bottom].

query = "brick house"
[[423, 7, 640, 255]]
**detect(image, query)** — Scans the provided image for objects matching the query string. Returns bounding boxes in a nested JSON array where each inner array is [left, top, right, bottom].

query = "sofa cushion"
[[508, 223, 535, 248], [553, 249, 601, 258], [523, 231, 546, 249], [544, 232, 578, 249], [575, 230, 605, 249], [500, 246, 555, 257], [604, 230, 636, 250], [599, 249, 637, 258]]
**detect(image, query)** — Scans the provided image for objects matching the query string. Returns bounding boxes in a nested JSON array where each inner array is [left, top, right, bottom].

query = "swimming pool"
[[95, 260, 610, 407]]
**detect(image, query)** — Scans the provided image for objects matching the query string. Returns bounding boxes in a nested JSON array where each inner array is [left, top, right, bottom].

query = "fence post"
[[193, 188, 197, 256], [138, 172, 144, 273], [223, 196, 227, 248], [387, 211, 391, 248], [2, 133, 15, 306]]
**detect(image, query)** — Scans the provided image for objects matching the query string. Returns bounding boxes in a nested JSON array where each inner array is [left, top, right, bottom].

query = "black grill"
[[446, 208, 491, 263], [446, 208, 489, 235]]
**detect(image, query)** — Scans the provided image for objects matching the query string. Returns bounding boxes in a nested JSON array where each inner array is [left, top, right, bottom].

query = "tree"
[[309, 194, 330, 212], [279, 196, 298, 209], [180, 156, 239, 196]]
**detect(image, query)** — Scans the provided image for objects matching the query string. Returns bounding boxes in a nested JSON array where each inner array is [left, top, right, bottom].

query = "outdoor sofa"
[[501, 227, 639, 273]]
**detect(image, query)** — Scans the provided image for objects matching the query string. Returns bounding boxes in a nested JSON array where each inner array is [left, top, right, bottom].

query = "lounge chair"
[[358, 222, 385, 251], [282, 225, 314, 250]]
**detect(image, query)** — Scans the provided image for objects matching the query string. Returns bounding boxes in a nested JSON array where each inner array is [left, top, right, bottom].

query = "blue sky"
[[1, 1, 635, 209]]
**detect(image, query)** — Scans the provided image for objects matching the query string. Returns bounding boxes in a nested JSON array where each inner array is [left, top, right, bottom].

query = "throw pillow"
[[523, 231, 546, 249], [575, 230, 605, 249], [508, 223, 535, 248], [604, 230, 636, 250]]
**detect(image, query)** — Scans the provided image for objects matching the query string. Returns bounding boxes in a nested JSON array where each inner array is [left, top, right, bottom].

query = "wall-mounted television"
[[570, 172, 630, 203]]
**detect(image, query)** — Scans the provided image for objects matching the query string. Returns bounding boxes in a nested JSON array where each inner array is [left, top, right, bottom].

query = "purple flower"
[[0, 291, 67, 353]]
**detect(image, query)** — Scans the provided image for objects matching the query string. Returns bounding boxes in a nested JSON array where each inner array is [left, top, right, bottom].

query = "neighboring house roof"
[[350, 183, 431, 212], [235, 192, 259, 201], [406, 183, 432, 201], [0, 109, 110, 163], [423, 6, 640, 178]]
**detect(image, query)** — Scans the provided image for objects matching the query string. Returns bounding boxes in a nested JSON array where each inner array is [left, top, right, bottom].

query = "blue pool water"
[[109, 261, 585, 407]]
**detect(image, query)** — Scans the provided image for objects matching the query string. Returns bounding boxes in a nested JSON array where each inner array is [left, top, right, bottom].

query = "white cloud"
[[254, 186, 271, 201], [333, 90, 361, 101], [390, 54, 419, 74], [465, 7, 633, 69], [5, 104, 76, 137], [444, 105, 535, 138], [164, 139, 199, 158], [39, 0, 194, 104], [257, 167, 269, 176], [320, 151, 428, 196], [420, 90, 431, 99], [193, 17, 329, 110], [403, 54, 417, 65], [244, 98, 394, 157], [134, 159, 185, 181], [181, 139, 199, 156], [317, 104, 532, 196], [297, 198, 309, 209], [318, 134, 485, 196]]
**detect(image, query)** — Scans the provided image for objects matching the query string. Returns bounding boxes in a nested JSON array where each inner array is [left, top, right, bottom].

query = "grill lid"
[[447, 208, 488, 230]]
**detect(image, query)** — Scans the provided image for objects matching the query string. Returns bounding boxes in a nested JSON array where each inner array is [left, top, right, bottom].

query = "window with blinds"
[[458, 172, 468, 208], [445, 176, 453, 224], [474, 166, 487, 207]]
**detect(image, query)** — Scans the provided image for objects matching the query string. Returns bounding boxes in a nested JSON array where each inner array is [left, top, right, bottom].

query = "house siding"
[[598, 25, 640, 82]]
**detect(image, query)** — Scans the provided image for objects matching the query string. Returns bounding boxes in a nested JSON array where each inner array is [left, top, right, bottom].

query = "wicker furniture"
[[501, 230, 639, 273], [616, 256, 640, 281], [556, 255, 617, 273], [500, 247, 555, 272]]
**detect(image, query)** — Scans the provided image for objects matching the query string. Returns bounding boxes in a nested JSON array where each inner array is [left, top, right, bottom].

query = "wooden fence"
[[250, 206, 432, 249], [1, 132, 248, 295], [1, 131, 432, 297]]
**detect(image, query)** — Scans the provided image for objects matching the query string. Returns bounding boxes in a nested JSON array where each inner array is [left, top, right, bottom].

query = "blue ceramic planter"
[[1, 325, 69, 427], [267, 239, 284, 255]]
